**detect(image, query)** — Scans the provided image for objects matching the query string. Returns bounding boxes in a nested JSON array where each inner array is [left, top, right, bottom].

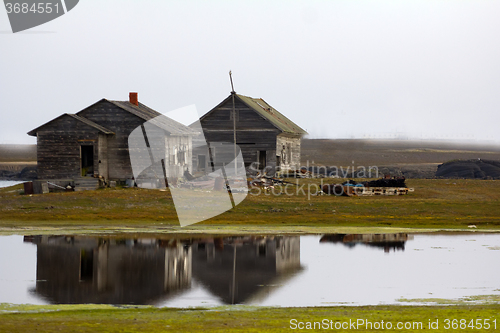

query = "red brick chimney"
[[129, 92, 138, 106]]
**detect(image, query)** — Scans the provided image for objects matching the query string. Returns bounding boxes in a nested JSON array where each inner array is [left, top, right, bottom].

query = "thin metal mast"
[[229, 71, 237, 176]]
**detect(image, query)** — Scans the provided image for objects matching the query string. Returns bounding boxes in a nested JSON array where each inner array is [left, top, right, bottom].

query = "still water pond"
[[0, 180, 24, 188], [0, 233, 499, 307]]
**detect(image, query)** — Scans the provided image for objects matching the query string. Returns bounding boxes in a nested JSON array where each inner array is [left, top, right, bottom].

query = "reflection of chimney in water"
[[214, 238, 224, 250]]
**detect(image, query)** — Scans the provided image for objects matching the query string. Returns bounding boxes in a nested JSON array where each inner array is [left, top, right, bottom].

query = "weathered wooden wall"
[[276, 134, 302, 170], [34, 100, 194, 183], [97, 133, 109, 180], [36, 115, 100, 179], [78, 101, 146, 180], [165, 134, 192, 179], [199, 97, 281, 168], [129, 124, 192, 181]]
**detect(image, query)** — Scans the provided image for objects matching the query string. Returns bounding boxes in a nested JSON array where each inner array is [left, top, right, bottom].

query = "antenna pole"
[[229, 70, 235, 93], [230, 71, 237, 176]]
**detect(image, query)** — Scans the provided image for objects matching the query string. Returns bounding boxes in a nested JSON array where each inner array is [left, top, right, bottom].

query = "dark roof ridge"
[[65, 114, 115, 134], [28, 113, 114, 136]]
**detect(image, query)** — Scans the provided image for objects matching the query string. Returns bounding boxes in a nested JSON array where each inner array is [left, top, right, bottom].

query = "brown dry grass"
[[0, 179, 499, 231]]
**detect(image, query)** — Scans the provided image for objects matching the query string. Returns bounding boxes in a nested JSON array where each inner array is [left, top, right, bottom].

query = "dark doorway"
[[197, 155, 206, 171], [81, 145, 94, 177], [258, 151, 267, 169]]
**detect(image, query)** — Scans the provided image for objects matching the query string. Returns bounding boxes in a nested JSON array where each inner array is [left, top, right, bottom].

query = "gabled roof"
[[29, 98, 197, 137], [98, 99, 196, 136], [67, 114, 115, 134], [107, 100, 162, 121], [27, 113, 114, 136], [200, 93, 307, 136], [236, 94, 307, 135]]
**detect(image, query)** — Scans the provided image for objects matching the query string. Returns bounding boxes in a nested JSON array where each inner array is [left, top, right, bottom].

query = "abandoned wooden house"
[[28, 93, 195, 190], [193, 92, 307, 172]]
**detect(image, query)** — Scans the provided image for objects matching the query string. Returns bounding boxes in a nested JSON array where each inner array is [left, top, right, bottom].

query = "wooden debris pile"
[[322, 176, 413, 196]]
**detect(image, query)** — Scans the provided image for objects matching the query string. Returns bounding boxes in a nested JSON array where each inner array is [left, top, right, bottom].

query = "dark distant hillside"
[[301, 139, 500, 166], [436, 159, 500, 179], [301, 139, 500, 179], [0, 144, 36, 162], [0, 145, 37, 180]]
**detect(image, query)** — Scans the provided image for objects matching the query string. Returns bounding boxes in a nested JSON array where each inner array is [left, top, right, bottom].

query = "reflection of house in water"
[[191, 236, 301, 304], [320, 234, 411, 253], [23, 235, 301, 306], [24, 235, 191, 304]]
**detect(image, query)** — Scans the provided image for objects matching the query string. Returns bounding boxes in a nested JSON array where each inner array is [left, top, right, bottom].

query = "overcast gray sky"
[[1, 0, 499, 144]]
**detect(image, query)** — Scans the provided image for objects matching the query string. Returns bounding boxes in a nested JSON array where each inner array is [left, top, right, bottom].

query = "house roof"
[[103, 100, 196, 136], [28, 98, 197, 137], [27, 113, 115, 136], [67, 114, 115, 134], [236, 94, 308, 135], [198, 93, 307, 135], [107, 100, 162, 121]]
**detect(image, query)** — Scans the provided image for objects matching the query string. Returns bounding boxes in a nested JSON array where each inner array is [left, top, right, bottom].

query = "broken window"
[[280, 145, 287, 166], [172, 146, 178, 165], [286, 143, 292, 164]]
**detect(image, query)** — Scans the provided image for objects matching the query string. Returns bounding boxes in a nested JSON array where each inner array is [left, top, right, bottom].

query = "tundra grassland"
[[1, 141, 500, 332], [0, 178, 499, 234]]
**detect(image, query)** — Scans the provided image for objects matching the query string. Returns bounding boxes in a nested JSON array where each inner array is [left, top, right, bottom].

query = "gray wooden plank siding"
[[200, 98, 282, 168], [97, 133, 109, 180], [35, 114, 101, 179], [201, 99, 278, 131], [78, 101, 147, 180], [37, 134, 98, 179], [30, 97, 195, 184]]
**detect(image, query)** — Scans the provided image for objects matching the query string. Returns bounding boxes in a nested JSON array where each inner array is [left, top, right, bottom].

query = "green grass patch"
[[0, 304, 499, 332]]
